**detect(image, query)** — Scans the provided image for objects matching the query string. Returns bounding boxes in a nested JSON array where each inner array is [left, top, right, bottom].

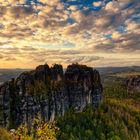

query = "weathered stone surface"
[[0, 64, 103, 128], [126, 76, 140, 93]]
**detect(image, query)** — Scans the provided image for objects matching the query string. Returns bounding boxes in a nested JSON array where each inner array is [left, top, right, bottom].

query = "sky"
[[0, 0, 140, 68]]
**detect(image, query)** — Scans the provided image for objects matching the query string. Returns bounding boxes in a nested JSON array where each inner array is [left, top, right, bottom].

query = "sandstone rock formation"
[[126, 76, 140, 93], [0, 64, 103, 128]]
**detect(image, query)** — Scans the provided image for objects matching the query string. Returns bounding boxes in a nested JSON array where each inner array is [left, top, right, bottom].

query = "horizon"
[[0, 64, 140, 70], [0, 0, 140, 68]]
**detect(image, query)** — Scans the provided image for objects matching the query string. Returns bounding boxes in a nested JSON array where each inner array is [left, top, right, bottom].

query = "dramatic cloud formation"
[[0, 0, 140, 68]]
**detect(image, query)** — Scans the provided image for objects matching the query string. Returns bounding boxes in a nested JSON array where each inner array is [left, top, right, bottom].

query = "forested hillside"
[[56, 80, 140, 140], [0, 72, 140, 140]]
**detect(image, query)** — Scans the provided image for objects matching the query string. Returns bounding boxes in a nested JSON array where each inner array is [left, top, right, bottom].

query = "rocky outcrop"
[[0, 64, 103, 128], [126, 76, 140, 93]]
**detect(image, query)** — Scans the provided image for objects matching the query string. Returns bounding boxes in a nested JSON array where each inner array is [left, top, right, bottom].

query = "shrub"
[[0, 128, 14, 140]]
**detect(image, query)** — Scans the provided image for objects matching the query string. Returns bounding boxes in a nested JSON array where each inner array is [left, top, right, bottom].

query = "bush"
[[15, 119, 59, 140], [0, 128, 14, 140]]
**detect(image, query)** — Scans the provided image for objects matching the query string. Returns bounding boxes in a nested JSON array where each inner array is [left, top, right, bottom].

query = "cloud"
[[65, 56, 104, 64], [93, 1, 102, 7], [0, 0, 140, 68], [112, 31, 122, 40], [105, 1, 119, 12], [4, 57, 17, 61], [0, 54, 4, 59]]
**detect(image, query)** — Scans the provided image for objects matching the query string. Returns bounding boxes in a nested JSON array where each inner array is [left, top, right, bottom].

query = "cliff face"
[[126, 76, 140, 93], [0, 64, 103, 128]]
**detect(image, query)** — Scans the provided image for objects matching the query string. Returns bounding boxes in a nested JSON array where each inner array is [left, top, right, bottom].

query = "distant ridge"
[[96, 66, 140, 75]]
